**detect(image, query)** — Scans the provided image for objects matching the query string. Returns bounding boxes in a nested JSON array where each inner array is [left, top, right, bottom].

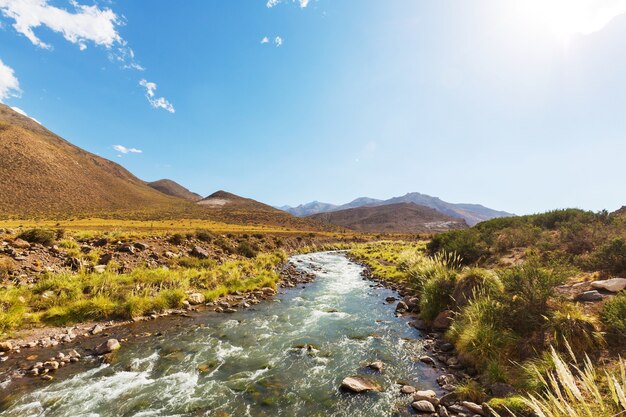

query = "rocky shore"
[[0, 260, 316, 390]]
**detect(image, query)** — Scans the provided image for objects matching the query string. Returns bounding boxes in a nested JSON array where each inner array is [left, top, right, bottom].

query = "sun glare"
[[516, 0, 626, 41]]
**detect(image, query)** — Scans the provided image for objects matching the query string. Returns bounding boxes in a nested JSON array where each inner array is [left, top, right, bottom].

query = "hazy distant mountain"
[[308, 202, 467, 233], [280, 192, 513, 226]]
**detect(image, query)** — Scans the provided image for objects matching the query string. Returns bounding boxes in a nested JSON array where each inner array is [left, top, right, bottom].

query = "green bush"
[[452, 267, 503, 309], [602, 293, 626, 340], [237, 241, 258, 258], [18, 228, 56, 246], [427, 229, 487, 265], [168, 233, 185, 245], [499, 263, 564, 336], [195, 229, 214, 242], [419, 269, 457, 321], [591, 237, 626, 274], [548, 302, 604, 353]]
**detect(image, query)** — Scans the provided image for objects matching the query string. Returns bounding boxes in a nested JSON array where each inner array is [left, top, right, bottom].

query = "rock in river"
[[340, 376, 382, 393], [411, 400, 436, 413], [95, 339, 121, 355]]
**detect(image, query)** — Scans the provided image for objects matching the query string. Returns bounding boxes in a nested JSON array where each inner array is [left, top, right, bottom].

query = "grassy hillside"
[[147, 179, 202, 201]]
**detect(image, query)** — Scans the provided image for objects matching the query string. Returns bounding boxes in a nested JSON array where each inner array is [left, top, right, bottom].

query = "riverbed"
[[0, 252, 440, 416]]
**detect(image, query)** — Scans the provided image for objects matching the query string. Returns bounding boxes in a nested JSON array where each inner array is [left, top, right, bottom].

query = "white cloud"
[[274, 36, 283, 47], [139, 79, 175, 113], [0, 0, 122, 50], [266, 0, 310, 8], [0, 58, 20, 102], [113, 144, 142, 154], [10, 106, 41, 124], [260, 36, 269, 44]]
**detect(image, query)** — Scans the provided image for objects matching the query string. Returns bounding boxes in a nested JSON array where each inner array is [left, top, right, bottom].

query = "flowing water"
[[1, 252, 440, 417]]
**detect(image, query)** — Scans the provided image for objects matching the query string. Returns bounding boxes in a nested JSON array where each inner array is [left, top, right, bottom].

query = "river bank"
[[0, 252, 454, 417]]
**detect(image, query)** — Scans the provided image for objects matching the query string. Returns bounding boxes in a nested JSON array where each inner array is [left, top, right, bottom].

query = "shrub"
[[448, 295, 518, 369], [18, 228, 56, 246], [591, 237, 626, 275], [452, 268, 503, 309], [455, 379, 487, 403], [520, 347, 626, 417], [487, 396, 534, 417], [58, 239, 79, 250], [548, 302, 604, 353], [419, 268, 457, 321], [168, 233, 185, 245], [195, 229, 214, 242], [602, 293, 626, 340], [427, 229, 487, 265], [237, 241, 258, 258], [0, 256, 16, 279], [499, 263, 564, 336]]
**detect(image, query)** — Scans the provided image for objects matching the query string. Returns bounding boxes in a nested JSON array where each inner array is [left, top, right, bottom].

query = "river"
[[0, 252, 440, 417]]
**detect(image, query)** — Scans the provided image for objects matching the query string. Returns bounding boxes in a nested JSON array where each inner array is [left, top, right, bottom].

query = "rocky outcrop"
[[340, 376, 383, 393]]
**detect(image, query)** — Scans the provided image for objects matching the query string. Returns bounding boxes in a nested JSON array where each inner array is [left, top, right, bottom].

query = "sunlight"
[[516, 0, 626, 41]]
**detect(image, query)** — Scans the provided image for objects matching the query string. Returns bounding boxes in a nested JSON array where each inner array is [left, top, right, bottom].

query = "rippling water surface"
[[1, 252, 438, 417]]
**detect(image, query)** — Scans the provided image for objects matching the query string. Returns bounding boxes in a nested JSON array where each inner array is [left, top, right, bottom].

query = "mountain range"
[[280, 193, 513, 226]]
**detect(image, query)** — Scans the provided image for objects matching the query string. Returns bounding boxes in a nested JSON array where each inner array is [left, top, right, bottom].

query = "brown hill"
[[0, 104, 187, 217], [197, 190, 333, 229], [0, 105, 328, 230], [148, 179, 202, 201], [308, 202, 468, 233]]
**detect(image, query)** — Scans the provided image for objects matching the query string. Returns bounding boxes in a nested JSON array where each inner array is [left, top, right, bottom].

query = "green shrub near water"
[[548, 302, 604, 353], [602, 293, 626, 340]]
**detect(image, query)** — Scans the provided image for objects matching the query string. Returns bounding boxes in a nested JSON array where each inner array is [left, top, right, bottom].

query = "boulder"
[[591, 278, 626, 293], [432, 310, 453, 329], [90, 324, 103, 335], [118, 244, 135, 254], [411, 400, 436, 413], [575, 290, 604, 302], [437, 405, 450, 417], [94, 339, 120, 355], [367, 361, 384, 372], [190, 246, 209, 259], [395, 301, 408, 313], [439, 391, 459, 406], [134, 242, 149, 251], [93, 238, 108, 247], [93, 265, 107, 274], [461, 401, 485, 416], [12, 238, 30, 249], [413, 389, 439, 405], [400, 385, 416, 394], [187, 293, 206, 305], [419, 355, 436, 366], [98, 253, 114, 265], [340, 376, 383, 393], [0, 341, 12, 352]]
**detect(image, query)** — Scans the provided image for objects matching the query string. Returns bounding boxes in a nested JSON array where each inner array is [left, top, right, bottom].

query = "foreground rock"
[[94, 339, 121, 355], [591, 278, 626, 293], [340, 376, 382, 393], [411, 400, 436, 413], [575, 290, 604, 302], [187, 293, 205, 305]]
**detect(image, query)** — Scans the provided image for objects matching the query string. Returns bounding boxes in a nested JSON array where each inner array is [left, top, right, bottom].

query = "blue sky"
[[1, 0, 625, 215]]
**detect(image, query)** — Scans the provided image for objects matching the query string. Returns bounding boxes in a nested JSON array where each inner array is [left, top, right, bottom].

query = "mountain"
[[381, 193, 513, 226], [308, 202, 467, 233], [0, 104, 185, 217], [148, 179, 202, 201], [281, 192, 513, 226], [0, 105, 330, 230], [198, 190, 333, 229]]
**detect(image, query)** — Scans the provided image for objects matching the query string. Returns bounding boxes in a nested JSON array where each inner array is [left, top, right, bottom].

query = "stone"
[[187, 293, 206, 305], [414, 389, 439, 405], [93, 265, 107, 274], [575, 290, 604, 302], [437, 405, 449, 417], [432, 310, 454, 329], [163, 251, 177, 259], [261, 287, 276, 296], [90, 324, 103, 335], [190, 246, 209, 259], [41, 374, 54, 381], [94, 339, 120, 355], [410, 319, 428, 330], [98, 253, 114, 265], [591, 278, 626, 293], [437, 374, 458, 387], [0, 341, 12, 352], [400, 385, 416, 394], [419, 355, 436, 366], [118, 244, 135, 254], [395, 301, 408, 313], [93, 238, 108, 247], [12, 238, 30, 249], [385, 296, 397, 302], [134, 242, 149, 251], [367, 361, 384, 372], [411, 400, 436, 413], [43, 360, 59, 370], [461, 401, 485, 416], [439, 342, 454, 352], [340, 376, 383, 393]]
